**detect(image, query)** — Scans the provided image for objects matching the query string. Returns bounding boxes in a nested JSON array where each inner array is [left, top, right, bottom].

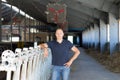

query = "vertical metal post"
[[18, 7, 21, 41], [118, 20, 120, 51], [36, 21, 37, 33], [29, 17, 30, 42], [7, 71, 12, 80], [118, 17, 120, 51], [33, 20, 34, 42], [118, 7, 120, 51], [0, 0, 2, 42], [24, 14, 26, 42], [10, 3, 13, 50]]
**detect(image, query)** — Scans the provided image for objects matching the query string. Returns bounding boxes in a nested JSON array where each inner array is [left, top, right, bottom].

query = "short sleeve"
[[67, 40, 74, 49], [47, 41, 53, 48]]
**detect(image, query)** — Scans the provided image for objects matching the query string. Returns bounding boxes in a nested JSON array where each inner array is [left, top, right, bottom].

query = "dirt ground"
[[85, 48, 120, 73]]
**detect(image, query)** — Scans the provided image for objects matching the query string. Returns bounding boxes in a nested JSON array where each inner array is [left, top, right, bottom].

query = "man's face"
[[55, 29, 64, 39]]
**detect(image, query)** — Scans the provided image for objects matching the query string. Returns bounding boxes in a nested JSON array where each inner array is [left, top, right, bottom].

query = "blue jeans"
[[51, 65, 70, 80]]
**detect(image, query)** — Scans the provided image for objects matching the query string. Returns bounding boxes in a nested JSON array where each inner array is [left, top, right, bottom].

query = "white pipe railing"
[[0, 46, 52, 80]]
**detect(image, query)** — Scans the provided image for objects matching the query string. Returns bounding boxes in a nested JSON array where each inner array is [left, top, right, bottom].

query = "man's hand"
[[64, 61, 73, 67], [43, 48, 48, 58], [39, 43, 49, 58]]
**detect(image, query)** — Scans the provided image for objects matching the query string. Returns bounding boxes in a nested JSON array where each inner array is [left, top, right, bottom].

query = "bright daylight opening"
[[68, 35, 73, 43], [9, 37, 20, 42]]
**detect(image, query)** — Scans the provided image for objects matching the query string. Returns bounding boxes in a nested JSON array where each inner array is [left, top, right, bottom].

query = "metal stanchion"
[[0, 46, 52, 80], [21, 48, 28, 80], [0, 50, 16, 80], [12, 48, 22, 80]]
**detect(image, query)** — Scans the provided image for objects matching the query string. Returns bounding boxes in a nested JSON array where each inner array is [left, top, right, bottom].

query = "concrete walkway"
[[69, 48, 120, 80]]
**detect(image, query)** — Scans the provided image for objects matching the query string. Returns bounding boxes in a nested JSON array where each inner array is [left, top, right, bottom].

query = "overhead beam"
[[67, 8, 99, 24], [76, 0, 118, 16], [68, 15, 91, 25], [68, 16, 89, 28], [64, 0, 109, 21], [68, 22, 88, 28]]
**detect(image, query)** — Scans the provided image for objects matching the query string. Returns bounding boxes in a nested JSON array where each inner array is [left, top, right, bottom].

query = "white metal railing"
[[0, 46, 52, 80]]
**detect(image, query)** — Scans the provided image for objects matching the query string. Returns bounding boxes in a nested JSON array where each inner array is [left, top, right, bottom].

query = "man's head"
[[55, 28, 64, 40]]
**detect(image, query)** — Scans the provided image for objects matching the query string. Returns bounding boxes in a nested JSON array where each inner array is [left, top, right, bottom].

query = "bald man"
[[40, 28, 80, 80]]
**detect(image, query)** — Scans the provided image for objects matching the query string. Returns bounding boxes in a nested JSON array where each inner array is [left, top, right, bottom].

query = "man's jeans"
[[51, 66, 70, 80]]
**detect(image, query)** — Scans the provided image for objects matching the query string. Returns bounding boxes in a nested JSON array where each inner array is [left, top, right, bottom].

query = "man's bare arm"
[[39, 43, 48, 49], [64, 46, 80, 67]]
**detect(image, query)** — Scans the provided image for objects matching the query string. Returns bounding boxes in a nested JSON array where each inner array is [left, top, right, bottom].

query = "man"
[[40, 28, 80, 80]]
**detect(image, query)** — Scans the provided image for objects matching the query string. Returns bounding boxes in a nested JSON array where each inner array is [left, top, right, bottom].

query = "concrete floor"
[[69, 48, 120, 80]]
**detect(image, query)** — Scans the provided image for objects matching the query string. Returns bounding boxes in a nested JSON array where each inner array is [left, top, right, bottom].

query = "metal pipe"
[[0, 0, 2, 42]]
